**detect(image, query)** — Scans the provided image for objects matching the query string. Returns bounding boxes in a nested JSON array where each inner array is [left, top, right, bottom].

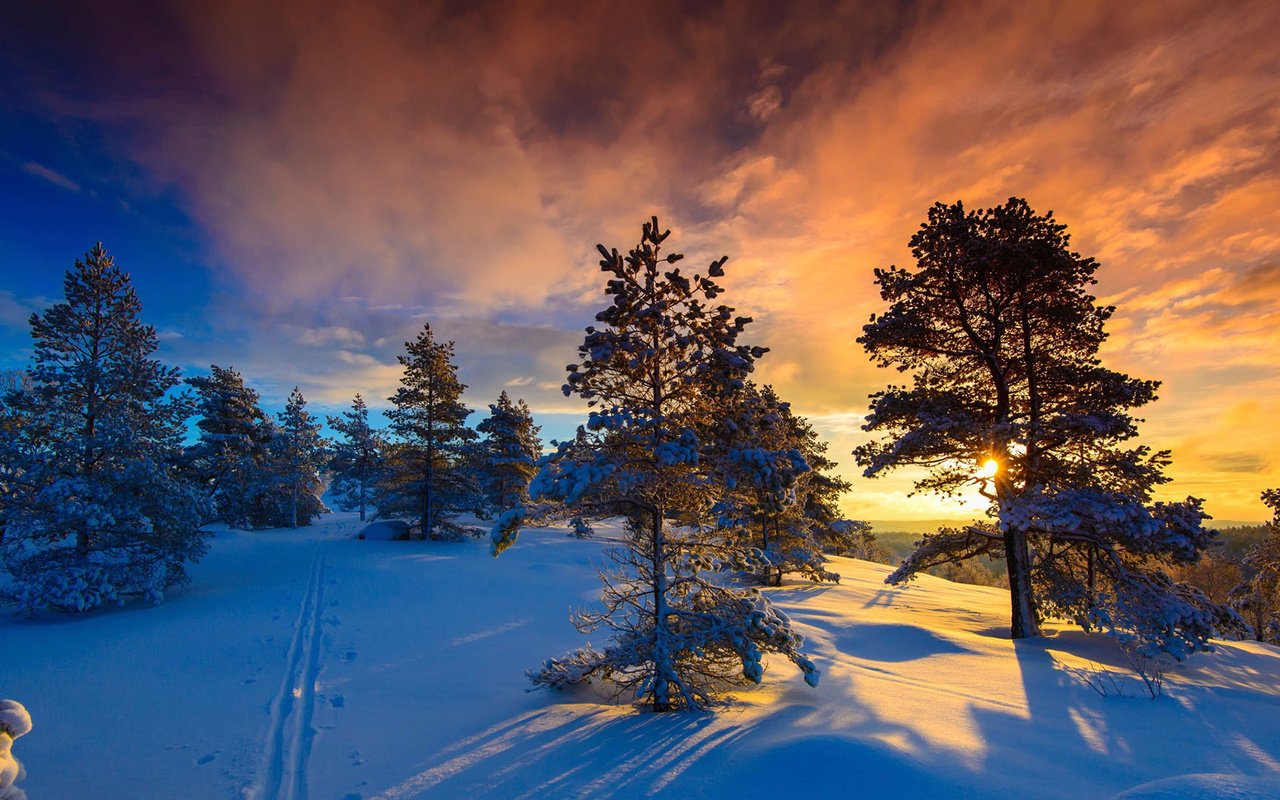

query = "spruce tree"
[[715, 383, 858, 586], [327, 393, 384, 522], [475, 391, 541, 513], [378, 323, 479, 539], [0, 244, 208, 612], [858, 198, 1241, 656], [493, 218, 818, 711], [185, 365, 273, 528], [257, 387, 328, 529]]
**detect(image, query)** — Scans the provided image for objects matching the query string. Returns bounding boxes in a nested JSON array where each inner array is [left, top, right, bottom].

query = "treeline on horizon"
[[2, 198, 1278, 712]]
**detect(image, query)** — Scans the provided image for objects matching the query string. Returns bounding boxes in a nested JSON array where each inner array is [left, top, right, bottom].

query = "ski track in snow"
[[255, 545, 328, 800]]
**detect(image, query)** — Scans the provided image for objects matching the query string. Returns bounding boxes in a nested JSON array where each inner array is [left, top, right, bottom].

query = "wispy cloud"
[[21, 161, 80, 192]]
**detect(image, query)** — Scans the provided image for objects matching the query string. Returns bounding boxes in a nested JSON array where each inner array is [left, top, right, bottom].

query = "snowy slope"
[[3, 511, 1279, 799]]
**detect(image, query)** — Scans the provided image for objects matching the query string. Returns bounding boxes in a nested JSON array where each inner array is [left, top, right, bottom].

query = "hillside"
[[3, 511, 1279, 799]]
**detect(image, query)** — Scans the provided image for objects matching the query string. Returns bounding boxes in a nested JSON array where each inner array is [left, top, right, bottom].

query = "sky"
[[1, 0, 1277, 522]]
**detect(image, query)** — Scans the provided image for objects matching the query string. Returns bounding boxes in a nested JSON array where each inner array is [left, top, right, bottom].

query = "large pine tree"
[[493, 218, 818, 711], [475, 391, 541, 514], [327, 393, 384, 522], [858, 198, 1240, 656], [0, 244, 208, 612], [378, 323, 479, 539]]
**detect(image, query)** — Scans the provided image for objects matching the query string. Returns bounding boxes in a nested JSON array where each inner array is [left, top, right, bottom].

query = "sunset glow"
[[1, 0, 1277, 522]]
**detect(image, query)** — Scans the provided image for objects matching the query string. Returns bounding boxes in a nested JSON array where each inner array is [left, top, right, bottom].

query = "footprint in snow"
[[197, 754, 216, 765]]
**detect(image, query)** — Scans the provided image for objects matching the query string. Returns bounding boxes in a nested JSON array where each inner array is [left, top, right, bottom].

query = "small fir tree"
[[476, 391, 541, 513], [377, 323, 479, 539], [0, 244, 208, 612], [257, 387, 328, 529], [185, 365, 273, 528], [714, 383, 861, 585], [493, 218, 818, 711], [327, 393, 385, 522]]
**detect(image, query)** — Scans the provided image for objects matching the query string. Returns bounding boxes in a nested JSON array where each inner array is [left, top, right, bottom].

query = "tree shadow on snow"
[[965, 632, 1280, 799], [365, 692, 984, 799], [833, 622, 978, 662]]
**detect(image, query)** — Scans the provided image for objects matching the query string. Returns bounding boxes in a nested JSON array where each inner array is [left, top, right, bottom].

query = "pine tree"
[[0, 244, 208, 612], [1231, 489, 1280, 643], [0, 374, 36, 546], [857, 198, 1241, 656], [713, 383, 853, 585], [327, 394, 384, 522], [257, 387, 328, 529], [476, 391, 541, 514], [493, 217, 819, 711], [378, 323, 479, 540], [185, 365, 273, 528]]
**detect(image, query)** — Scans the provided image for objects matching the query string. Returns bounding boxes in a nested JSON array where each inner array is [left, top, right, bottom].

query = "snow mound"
[[358, 520, 411, 540], [0, 699, 31, 800], [0, 703, 30, 740], [1112, 773, 1280, 800]]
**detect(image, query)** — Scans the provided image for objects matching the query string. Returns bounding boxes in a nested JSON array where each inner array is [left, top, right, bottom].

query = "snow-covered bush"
[[0, 700, 32, 800]]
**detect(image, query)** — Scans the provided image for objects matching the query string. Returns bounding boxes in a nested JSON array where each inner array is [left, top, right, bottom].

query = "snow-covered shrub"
[[0, 700, 32, 800]]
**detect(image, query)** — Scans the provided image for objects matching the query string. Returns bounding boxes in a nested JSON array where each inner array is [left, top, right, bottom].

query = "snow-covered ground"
[[4, 510, 1279, 799]]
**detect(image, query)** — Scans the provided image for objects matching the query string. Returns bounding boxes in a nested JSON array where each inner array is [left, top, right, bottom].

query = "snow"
[[3, 511, 1279, 799]]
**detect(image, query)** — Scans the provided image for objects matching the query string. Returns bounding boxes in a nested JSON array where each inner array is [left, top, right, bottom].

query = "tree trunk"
[[1004, 525, 1040, 638], [651, 506, 673, 712]]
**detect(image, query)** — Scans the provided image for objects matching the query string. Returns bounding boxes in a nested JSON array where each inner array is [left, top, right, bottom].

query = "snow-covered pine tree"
[[858, 198, 1241, 657], [1231, 489, 1280, 643], [185, 365, 274, 528], [713, 383, 856, 586], [475, 391, 541, 514], [0, 244, 208, 612], [377, 323, 479, 540], [0, 376, 36, 547], [493, 217, 819, 711], [327, 393, 384, 522], [253, 387, 328, 529]]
